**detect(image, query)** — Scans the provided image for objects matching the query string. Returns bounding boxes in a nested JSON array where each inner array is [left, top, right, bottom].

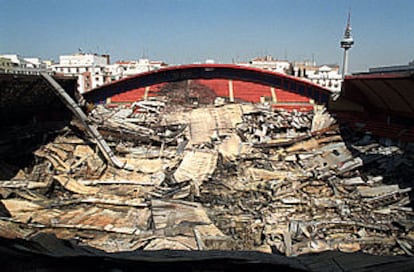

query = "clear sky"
[[1, 0, 413, 72]]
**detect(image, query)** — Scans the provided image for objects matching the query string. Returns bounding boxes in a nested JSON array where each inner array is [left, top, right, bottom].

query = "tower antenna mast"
[[340, 11, 354, 77]]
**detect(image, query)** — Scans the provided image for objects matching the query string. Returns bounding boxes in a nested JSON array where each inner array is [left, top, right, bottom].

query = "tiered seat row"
[[108, 79, 314, 112]]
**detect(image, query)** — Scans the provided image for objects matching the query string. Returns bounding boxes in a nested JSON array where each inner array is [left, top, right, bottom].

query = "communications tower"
[[340, 13, 354, 77]]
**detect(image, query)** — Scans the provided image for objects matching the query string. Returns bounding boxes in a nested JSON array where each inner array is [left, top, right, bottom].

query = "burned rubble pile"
[[158, 81, 218, 106], [0, 101, 413, 257]]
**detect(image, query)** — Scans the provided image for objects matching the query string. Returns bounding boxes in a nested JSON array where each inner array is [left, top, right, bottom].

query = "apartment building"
[[52, 53, 110, 93]]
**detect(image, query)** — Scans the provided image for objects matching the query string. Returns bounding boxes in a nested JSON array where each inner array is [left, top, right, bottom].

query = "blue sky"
[[1, 0, 413, 72]]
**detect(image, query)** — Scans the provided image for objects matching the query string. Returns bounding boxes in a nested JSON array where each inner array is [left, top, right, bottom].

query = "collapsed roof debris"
[[1, 94, 414, 257], [0, 74, 414, 271]]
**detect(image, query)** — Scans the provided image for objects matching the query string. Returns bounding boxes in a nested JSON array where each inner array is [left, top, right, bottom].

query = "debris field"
[[1, 98, 414, 257]]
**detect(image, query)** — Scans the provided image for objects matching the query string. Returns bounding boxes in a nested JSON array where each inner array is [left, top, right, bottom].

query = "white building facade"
[[0, 54, 50, 75], [116, 59, 167, 78], [292, 62, 342, 92], [239, 56, 291, 74], [52, 53, 168, 93], [237, 56, 342, 92], [52, 53, 110, 93], [103, 64, 124, 84]]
